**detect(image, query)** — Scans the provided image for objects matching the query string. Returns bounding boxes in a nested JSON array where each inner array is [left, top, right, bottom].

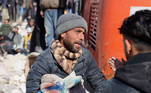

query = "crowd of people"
[[26, 10, 151, 93], [0, 0, 151, 93], [0, 18, 35, 55], [0, 0, 83, 55]]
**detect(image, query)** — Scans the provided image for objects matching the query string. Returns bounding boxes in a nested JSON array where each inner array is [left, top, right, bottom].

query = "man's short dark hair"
[[119, 10, 151, 51]]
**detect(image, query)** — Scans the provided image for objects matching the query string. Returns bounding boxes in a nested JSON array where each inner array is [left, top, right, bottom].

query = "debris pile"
[[0, 54, 27, 93]]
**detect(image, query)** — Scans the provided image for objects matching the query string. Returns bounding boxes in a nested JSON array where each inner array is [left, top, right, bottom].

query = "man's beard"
[[63, 39, 81, 53]]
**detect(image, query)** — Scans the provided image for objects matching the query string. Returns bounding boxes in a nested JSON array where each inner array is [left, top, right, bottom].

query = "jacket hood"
[[115, 52, 151, 93]]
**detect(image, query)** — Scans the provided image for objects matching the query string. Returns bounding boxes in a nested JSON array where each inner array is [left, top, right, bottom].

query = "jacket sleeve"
[[85, 51, 105, 93], [103, 79, 140, 93], [26, 55, 51, 93]]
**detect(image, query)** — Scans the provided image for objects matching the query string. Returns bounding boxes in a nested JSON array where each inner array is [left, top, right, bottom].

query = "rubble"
[[0, 54, 27, 93]]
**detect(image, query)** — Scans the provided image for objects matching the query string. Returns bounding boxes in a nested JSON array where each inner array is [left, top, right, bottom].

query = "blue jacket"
[[26, 47, 105, 93]]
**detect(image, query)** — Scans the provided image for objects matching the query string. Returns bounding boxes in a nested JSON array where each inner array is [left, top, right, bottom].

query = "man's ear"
[[125, 39, 132, 54], [60, 33, 66, 38]]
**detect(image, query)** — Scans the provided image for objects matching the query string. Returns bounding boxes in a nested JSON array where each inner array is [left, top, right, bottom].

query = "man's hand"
[[40, 83, 60, 93], [108, 57, 125, 71]]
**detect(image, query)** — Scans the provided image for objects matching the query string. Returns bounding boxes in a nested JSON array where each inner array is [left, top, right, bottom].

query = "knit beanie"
[[55, 13, 88, 38]]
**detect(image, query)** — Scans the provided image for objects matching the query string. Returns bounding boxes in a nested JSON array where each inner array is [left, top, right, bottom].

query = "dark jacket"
[[0, 24, 12, 36], [30, 0, 46, 52], [104, 53, 151, 93], [26, 47, 105, 93]]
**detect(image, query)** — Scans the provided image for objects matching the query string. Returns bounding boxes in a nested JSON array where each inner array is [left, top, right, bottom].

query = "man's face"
[[4, 19, 9, 24], [61, 28, 85, 53]]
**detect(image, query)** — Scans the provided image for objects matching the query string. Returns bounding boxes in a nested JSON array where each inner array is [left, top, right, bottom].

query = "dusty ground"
[[0, 54, 27, 93]]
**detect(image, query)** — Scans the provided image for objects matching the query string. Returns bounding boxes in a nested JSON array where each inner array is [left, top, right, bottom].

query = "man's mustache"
[[74, 41, 85, 47]]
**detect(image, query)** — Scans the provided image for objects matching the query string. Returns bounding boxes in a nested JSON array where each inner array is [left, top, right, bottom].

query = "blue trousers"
[[44, 9, 58, 47]]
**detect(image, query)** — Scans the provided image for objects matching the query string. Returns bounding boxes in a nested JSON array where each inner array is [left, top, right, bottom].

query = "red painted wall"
[[97, 0, 151, 79], [83, 0, 151, 79]]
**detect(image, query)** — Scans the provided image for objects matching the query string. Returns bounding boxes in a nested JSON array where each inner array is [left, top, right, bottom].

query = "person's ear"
[[125, 39, 132, 54], [60, 33, 66, 38]]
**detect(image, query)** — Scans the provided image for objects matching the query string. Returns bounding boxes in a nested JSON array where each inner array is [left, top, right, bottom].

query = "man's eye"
[[76, 30, 82, 33]]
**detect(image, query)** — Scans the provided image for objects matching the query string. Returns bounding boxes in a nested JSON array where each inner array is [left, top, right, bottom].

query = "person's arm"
[[85, 51, 105, 93], [26, 55, 51, 93]]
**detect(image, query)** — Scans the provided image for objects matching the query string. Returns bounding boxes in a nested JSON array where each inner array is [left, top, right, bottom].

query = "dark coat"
[[0, 24, 12, 36], [26, 47, 105, 93], [104, 53, 151, 93], [29, 0, 46, 52]]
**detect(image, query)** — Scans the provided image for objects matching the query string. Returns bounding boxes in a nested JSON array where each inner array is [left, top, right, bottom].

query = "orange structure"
[[83, 0, 151, 79]]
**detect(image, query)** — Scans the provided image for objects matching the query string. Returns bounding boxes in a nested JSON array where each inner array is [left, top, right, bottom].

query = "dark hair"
[[119, 10, 151, 51], [57, 35, 62, 41]]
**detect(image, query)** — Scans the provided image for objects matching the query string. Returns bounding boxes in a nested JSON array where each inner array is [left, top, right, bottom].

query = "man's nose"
[[80, 33, 84, 40]]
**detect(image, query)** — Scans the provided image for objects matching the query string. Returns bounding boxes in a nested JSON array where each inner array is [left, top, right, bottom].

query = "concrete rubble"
[[0, 54, 27, 93]]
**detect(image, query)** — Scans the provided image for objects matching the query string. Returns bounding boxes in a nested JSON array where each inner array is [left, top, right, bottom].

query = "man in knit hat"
[[26, 13, 105, 93]]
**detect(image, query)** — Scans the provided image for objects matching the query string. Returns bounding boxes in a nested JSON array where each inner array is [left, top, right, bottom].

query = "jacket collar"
[[126, 52, 151, 65]]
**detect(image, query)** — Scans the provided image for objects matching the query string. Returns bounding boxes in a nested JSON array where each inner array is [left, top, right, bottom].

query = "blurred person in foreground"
[[104, 10, 151, 93], [26, 13, 105, 93]]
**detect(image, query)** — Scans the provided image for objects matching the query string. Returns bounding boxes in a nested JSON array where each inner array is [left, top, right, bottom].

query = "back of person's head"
[[119, 10, 151, 52]]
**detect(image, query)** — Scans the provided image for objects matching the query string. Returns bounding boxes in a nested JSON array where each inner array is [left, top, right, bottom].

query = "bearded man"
[[26, 13, 105, 93]]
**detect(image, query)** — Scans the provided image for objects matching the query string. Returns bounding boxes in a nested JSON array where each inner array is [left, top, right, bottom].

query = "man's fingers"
[[41, 83, 55, 89], [108, 57, 116, 71]]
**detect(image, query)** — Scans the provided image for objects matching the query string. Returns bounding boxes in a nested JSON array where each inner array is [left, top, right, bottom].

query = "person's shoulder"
[[38, 48, 52, 58], [104, 78, 140, 93], [32, 48, 55, 66], [3, 24, 11, 27]]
